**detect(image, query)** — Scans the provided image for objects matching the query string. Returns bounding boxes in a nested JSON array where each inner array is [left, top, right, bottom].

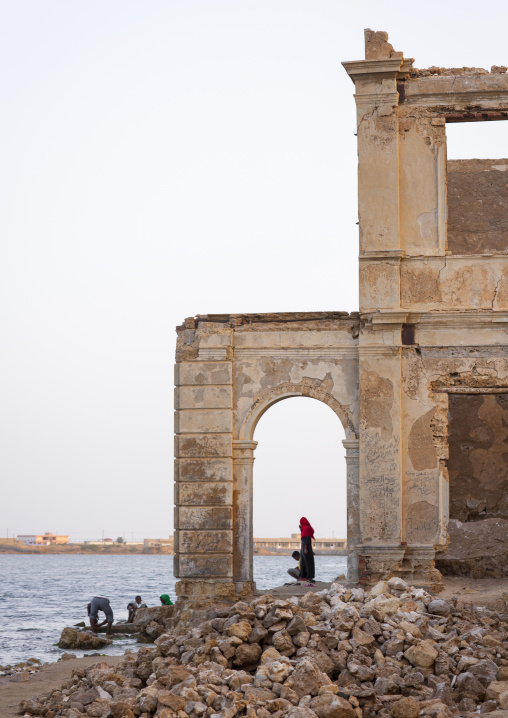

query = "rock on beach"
[[58, 627, 112, 650], [22, 579, 508, 718]]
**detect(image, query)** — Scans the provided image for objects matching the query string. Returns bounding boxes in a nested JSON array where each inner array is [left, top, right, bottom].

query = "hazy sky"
[[1, 1, 507, 542]]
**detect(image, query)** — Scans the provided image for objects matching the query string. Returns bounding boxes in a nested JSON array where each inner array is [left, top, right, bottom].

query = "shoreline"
[[0, 556, 347, 558], [0, 547, 174, 555], [3, 575, 508, 718], [2, 575, 508, 717]]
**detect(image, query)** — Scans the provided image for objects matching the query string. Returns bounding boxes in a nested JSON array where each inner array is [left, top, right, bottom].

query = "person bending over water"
[[160, 594, 173, 606], [127, 595, 147, 623], [88, 595, 114, 635], [299, 517, 315, 586]]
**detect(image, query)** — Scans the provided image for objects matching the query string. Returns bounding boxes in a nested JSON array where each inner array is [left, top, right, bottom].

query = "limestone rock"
[[427, 599, 451, 617], [368, 580, 390, 598], [364, 596, 401, 617], [272, 629, 295, 653], [471, 659, 499, 686], [58, 627, 112, 650], [310, 693, 355, 718], [287, 708, 320, 718], [391, 697, 420, 718], [486, 681, 508, 702], [233, 642, 262, 666], [260, 646, 281, 664], [404, 640, 438, 668], [287, 614, 307, 636], [226, 619, 252, 642], [157, 691, 186, 711], [291, 659, 331, 698], [351, 626, 374, 646], [133, 605, 174, 629]]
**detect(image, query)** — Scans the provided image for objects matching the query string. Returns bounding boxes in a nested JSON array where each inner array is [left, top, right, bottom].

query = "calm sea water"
[[0, 554, 347, 666]]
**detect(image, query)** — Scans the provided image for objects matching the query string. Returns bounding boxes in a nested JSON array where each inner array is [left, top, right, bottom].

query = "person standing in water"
[[299, 517, 315, 586]]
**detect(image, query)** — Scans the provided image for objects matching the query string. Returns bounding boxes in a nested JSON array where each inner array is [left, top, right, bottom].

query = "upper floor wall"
[[343, 30, 508, 313]]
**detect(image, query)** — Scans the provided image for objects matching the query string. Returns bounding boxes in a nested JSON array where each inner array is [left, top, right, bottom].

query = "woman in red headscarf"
[[299, 517, 315, 586]]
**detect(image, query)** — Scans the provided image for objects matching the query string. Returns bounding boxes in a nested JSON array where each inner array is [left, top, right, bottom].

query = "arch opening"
[[233, 389, 360, 592], [252, 397, 348, 589]]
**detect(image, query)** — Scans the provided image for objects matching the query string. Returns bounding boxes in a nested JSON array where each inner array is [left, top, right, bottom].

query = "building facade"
[[17, 533, 69, 545], [173, 30, 508, 602]]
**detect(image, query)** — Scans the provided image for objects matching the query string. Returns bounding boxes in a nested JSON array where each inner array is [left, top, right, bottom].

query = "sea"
[[0, 554, 347, 666]]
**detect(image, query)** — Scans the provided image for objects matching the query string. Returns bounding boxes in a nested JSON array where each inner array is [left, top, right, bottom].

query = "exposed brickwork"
[[358, 556, 370, 585]]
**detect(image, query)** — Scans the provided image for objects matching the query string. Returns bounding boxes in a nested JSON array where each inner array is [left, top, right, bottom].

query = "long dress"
[[300, 535, 315, 581]]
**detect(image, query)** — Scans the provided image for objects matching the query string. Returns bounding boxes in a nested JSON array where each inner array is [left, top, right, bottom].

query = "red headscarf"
[[300, 517, 314, 539]]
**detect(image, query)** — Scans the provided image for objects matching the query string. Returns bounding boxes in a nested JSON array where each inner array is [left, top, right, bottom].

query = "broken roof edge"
[[343, 29, 506, 81], [412, 65, 507, 78], [176, 311, 360, 331]]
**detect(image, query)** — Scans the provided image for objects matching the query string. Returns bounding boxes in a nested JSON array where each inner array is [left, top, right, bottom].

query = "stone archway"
[[174, 312, 360, 602], [239, 376, 358, 441], [232, 380, 360, 593]]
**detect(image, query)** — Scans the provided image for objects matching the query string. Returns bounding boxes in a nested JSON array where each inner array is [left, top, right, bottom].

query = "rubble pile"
[[19, 578, 508, 718], [0, 658, 42, 681]]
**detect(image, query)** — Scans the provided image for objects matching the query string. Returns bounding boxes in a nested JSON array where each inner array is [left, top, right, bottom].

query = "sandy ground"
[[0, 655, 124, 718], [438, 576, 508, 608], [259, 576, 508, 608], [4, 576, 508, 717]]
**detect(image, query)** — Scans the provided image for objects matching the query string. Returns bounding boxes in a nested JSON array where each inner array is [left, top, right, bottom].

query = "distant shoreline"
[[0, 545, 173, 555], [0, 545, 347, 557]]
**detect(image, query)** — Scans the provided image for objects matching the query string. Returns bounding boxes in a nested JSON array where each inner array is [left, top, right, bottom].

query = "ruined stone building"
[[173, 30, 508, 601]]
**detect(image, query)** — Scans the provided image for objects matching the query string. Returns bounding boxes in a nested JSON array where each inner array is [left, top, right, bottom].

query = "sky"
[[1, 0, 507, 543]]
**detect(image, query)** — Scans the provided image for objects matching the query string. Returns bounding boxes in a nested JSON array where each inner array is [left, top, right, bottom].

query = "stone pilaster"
[[232, 440, 257, 595], [343, 439, 360, 583], [357, 334, 406, 582]]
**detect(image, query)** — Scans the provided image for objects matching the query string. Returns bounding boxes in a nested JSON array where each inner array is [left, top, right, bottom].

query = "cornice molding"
[[404, 89, 508, 108], [371, 311, 409, 328], [342, 58, 404, 79], [234, 347, 358, 359], [407, 311, 508, 327], [358, 346, 400, 357], [360, 249, 405, 262], [354, 91, 399, 107]]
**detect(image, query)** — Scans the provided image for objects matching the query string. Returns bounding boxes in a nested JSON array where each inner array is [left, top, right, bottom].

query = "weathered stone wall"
[[448, 393, 508, 522], [174, 313, 360, 600], [448, 159, 508, 255]]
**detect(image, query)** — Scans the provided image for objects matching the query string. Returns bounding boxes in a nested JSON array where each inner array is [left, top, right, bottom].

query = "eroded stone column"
[[232, 439, 257, 595], [343, 439, 360, 583]]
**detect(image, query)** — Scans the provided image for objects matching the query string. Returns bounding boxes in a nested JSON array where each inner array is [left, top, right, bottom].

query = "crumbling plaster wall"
[[402, 346, 508, 542], [448, 159, 508, 255]]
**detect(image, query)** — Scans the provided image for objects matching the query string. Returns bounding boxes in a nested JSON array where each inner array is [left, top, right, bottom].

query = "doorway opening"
[[442, 392, 508, 577]]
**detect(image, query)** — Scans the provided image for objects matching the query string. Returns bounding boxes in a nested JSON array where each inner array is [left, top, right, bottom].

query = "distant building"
[[17, 533, 69, 546], [143, 537, 174, 550], [253, 537, 346, 555]]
